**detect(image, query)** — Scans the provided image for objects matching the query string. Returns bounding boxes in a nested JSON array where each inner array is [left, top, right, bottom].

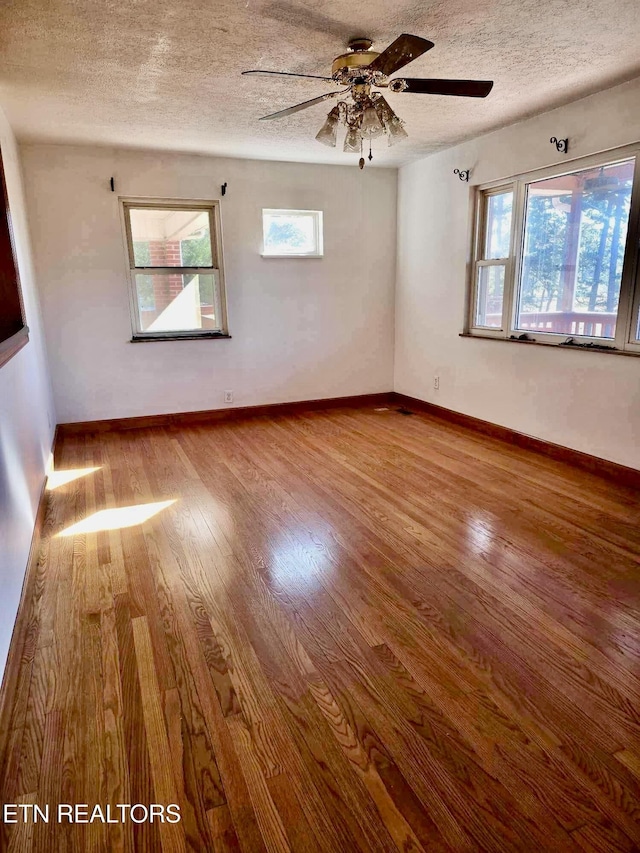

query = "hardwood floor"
[[2, 403, 640, 852]]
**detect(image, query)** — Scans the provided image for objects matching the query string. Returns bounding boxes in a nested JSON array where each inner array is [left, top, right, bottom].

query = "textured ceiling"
[[1, 0, 640, 166]]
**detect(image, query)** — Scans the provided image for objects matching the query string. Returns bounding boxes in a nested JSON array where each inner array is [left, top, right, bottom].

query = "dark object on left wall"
[[110, 176, 115, 191], [0, 145, 29, 369]]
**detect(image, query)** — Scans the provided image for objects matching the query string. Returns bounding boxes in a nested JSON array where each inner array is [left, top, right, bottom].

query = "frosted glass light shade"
[[343, 126, 362, 153], [374, 96, 394, 129], [387, 116, 408, 146], [361, 105, 384, 138], [315, 107, 340, 147]]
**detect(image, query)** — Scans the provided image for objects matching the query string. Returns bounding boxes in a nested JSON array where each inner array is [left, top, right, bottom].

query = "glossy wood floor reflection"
[[3, 405, 640, 852]]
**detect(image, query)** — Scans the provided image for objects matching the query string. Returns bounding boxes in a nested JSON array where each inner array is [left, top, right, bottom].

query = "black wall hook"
[[550, 137, 569, 154], [453, 169, 470, 182], [221, 182, 227, 196]]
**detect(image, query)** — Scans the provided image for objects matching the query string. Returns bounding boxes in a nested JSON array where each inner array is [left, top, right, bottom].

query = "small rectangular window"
[[262, 209, 323, 258], [122, 200, 228, 339]]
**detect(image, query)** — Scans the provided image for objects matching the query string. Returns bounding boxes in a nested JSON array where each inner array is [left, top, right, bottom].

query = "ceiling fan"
[[242, 34, 493, 167]]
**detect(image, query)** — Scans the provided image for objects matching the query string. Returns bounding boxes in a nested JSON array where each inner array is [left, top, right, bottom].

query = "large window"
[[262, 209, 323, 258], [122, 200, 228, 340], [469, 148, 640, 354]]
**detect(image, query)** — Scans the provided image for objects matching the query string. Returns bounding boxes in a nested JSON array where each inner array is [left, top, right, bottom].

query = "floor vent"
[[397, 408, 414, 416]]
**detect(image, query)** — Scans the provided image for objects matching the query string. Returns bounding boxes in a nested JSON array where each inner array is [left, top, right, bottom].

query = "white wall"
[[395, 76, 640, 470], [0, 107, 55, 676], [21, 145, 397, 423]]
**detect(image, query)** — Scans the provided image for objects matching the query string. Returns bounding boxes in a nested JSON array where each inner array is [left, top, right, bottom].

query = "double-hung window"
[[468, 146, 640, 353], [473, 188, 514, 329], [122, 199, 228, 340]]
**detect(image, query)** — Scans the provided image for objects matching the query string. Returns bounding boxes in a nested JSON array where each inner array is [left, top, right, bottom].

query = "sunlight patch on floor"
[[47, 466, 101, 490], [58, 500, 176, 536]]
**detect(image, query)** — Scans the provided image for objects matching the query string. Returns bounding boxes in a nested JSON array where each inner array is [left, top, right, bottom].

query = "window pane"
[[484, 192, 513, 259], [135, 273, 218, 332], [129, 208, 212, 267], [517, 159, 634, 338], [475, 265, 505, 327], [263, 211, 321, 255]]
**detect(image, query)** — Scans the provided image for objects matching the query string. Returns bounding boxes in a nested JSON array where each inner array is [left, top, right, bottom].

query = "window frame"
[[261, 209, 324, 258], [0, 146, 29, 369], [120, 197, 229, 341], [467, 143, 640, 354], [470, 186, 517, 335]]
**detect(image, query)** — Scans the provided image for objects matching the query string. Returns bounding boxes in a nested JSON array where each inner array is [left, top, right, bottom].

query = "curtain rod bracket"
[[550, 137, 569, 154]]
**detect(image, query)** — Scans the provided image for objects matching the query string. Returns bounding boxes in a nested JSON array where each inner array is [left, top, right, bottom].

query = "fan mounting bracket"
[[348, 37, 373, 52]]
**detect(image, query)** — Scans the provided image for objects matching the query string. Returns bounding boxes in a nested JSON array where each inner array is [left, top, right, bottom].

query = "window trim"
[[120, 197, 228, 341], [261, 208, 324, 258], [466, 143, 640, 354], [0, 326, 29, 368], [469, 185, 517, 335], [0, 146, 29, 369]]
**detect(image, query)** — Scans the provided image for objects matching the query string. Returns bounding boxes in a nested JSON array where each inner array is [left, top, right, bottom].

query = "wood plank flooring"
[[2, 404, 640, 852]]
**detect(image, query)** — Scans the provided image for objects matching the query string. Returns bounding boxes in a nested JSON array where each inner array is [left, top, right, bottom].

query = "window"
[[474, 189, 513, 328], [468, 147, 640, 354], [0, 147, 28, 368], [122, 200, 228, 340], [262, 209, 323, 258]]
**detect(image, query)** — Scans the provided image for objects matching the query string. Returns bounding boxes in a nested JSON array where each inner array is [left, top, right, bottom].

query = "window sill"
[[0, 326, 29, 369], [459, 332, 640, 357], [260, 254, 323, 259], [130, 332, 231, 343]]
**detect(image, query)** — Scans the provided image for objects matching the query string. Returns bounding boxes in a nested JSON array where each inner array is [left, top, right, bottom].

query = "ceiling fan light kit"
[[243, 34, 494, 167]]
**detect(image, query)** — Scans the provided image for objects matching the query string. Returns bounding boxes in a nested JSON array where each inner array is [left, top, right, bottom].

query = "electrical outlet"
[[224, 390, 233, 404], [434, 375, 440, 390]]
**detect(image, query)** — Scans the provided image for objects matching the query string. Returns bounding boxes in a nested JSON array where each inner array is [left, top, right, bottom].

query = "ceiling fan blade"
[[242, 69, 337, 82], [394, 78, 494, 97], [258, 89, 347, 120], [368, 34, 434, 77]]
